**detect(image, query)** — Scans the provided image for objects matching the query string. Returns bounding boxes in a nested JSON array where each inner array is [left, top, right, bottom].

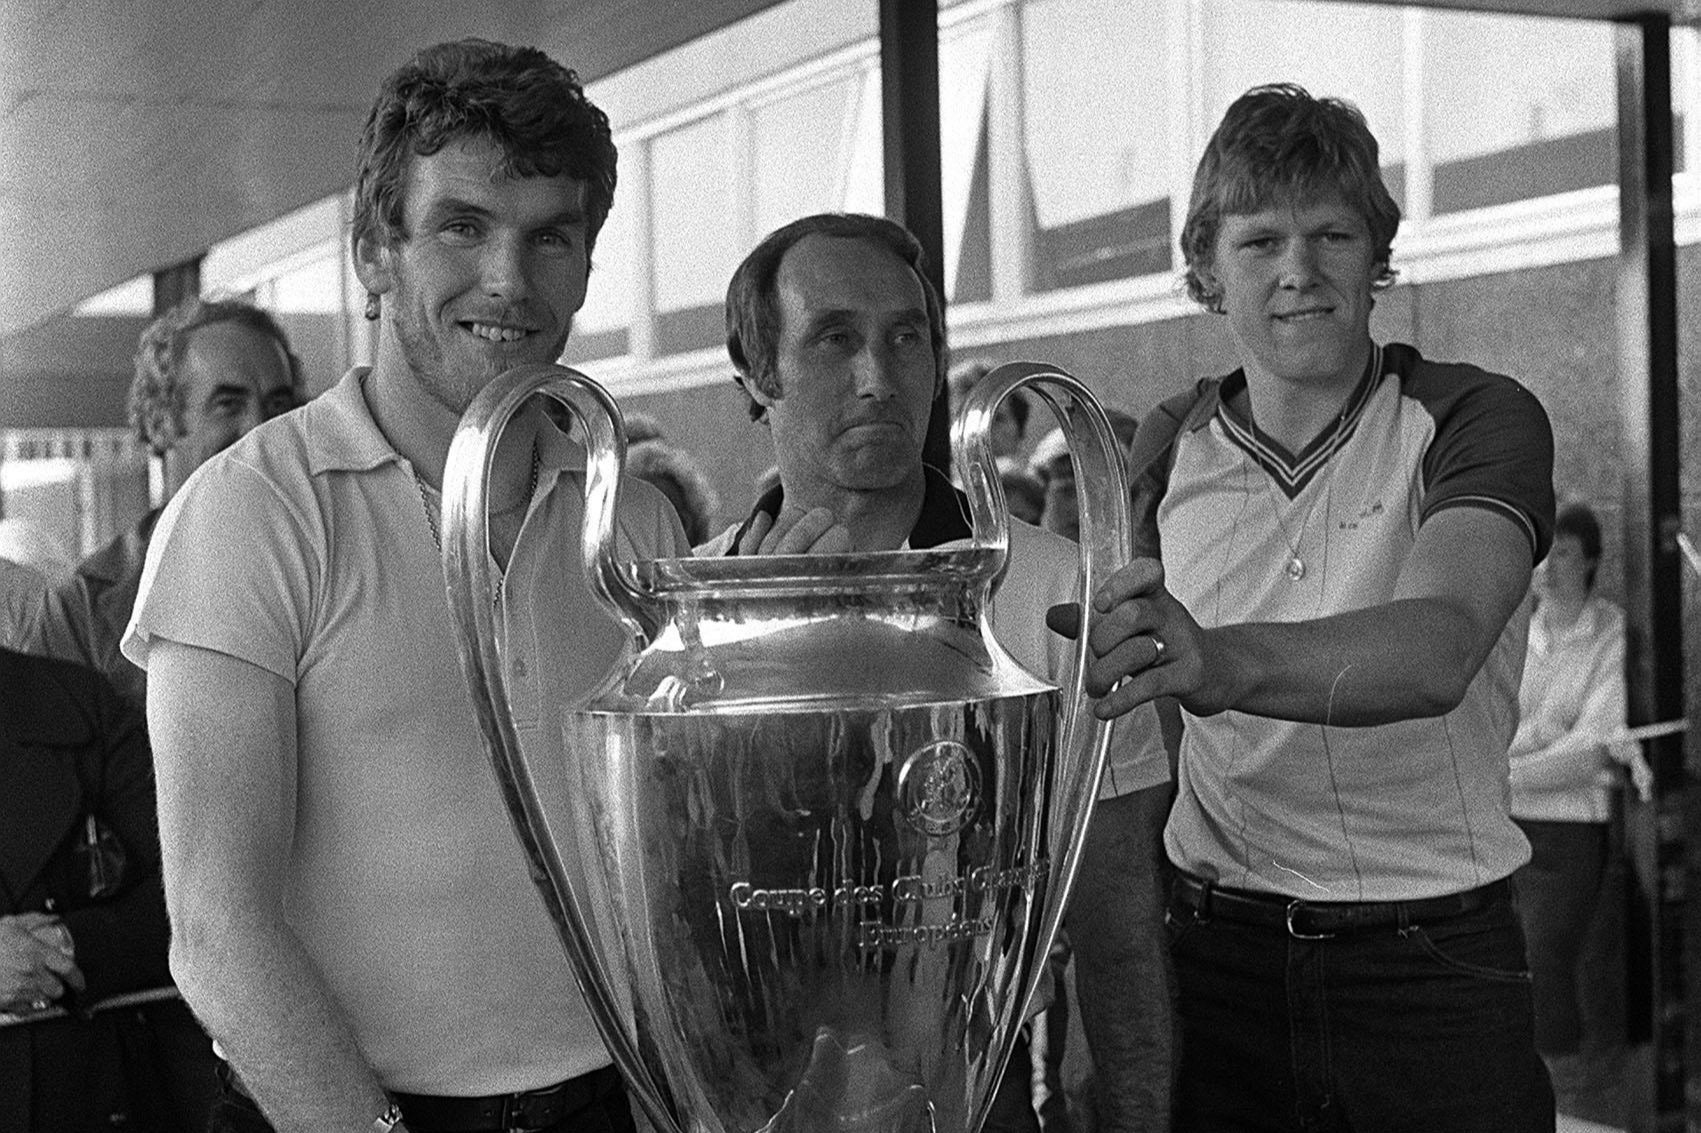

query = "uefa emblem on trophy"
[[442, 361, 1131, 1132]]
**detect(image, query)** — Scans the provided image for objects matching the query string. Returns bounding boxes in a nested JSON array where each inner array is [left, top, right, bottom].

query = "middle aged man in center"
[[700, 212, 1174, 1131]]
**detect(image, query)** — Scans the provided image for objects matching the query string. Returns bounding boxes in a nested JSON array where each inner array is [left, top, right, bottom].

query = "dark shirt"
[[721, 467, 972, 553]]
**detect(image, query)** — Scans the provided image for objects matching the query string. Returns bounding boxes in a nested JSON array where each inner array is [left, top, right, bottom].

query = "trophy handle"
[[442, 363, 682, 1133], [951, 361, 1132, 1088]]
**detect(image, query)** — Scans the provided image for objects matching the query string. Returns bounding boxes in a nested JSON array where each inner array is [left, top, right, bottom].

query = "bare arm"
[[1064, 784, 1174, 1129], [1080, 507, 1534, 726], [149, 638, 402, 1133]]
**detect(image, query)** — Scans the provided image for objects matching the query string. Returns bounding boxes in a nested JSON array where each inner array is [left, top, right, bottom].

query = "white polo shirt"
[[123, 367, 689, 1094]]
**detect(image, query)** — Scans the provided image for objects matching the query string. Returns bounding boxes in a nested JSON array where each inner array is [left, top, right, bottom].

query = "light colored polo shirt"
[[1131, 343, 1554, 901], [123, 367, 688, 1094]]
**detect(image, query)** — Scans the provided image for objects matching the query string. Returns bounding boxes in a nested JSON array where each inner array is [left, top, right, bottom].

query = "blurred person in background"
[[0, 646, 207, 1132], [5, 297, 302, 714], [948, 358, 1032, 474], [0, 547, 52, 643], [1000, 465, 1046, 527], [1508, 501, 1653, 1114], [1029, 408, 1137, 543], [629, 438, 720, 547], [621, 410, 665, 446]]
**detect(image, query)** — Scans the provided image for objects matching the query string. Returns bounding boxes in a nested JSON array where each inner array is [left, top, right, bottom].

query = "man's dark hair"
[[131, 297, 303, 456], [352, 39, 617, 260], [627, 440, 719, 546], [1555, 502, 1604, 590], [725, 213, 947, 422], [1180, 83, 1401, 312]]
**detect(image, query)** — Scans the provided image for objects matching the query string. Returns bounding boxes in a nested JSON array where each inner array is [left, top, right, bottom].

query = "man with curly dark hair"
[[123, 39, 685, 1133], [5, 296, 300, 715]]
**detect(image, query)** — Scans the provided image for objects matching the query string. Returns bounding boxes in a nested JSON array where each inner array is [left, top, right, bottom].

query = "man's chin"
[[837, 453, 925, 492]]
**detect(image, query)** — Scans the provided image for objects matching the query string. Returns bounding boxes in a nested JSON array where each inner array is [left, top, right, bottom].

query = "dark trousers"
[[1167, 885, 1554, 1132], [208, 1062, 635, 1133], [1513, 818, 1611, 1054]]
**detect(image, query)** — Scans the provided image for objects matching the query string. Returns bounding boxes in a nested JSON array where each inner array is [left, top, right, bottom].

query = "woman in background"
[[1509, 502, 1653, 1079]]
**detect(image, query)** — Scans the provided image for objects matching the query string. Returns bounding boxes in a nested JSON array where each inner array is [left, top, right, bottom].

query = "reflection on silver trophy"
[[442, 361, 1131, 1133]]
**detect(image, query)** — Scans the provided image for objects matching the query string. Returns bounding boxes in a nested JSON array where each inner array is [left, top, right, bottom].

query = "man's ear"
[[352, 232, 396, 296]]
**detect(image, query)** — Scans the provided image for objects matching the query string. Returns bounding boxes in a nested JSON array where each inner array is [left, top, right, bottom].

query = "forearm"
[[1510, 743, 1610, 794], [171, 904, 393, 1133], [1064, 786, 1174, 1131], [1199, 597, 1484, 726]]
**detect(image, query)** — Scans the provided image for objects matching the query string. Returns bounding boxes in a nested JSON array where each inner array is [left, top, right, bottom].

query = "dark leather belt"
[[393, 1065, 623, 1132], [1171, 871, 1509, 940]]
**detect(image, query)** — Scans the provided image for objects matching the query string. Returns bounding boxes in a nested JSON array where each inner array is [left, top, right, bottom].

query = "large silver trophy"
[[442, 361, 1131, 1133]]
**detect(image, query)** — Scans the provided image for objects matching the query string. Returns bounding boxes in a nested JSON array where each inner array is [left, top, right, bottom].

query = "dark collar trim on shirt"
[[723, 465, 971, 554], [1216, 343, 1385, 500]]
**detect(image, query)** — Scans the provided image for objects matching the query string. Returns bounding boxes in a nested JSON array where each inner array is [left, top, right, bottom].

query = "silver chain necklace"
[[414, 445, 541, 552], [1252, 344, 1380, 583], [1267, 476, 1330, 582]]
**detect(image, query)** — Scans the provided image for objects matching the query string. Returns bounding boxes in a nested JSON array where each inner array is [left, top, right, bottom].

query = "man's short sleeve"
[[122, 456, 317, 683], [1412, 362, 1555, 565]]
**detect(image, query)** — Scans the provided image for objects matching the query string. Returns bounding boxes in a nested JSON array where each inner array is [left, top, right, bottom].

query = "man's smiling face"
[[366, 136, 590, 413], [1206, 192, 1377, 393]]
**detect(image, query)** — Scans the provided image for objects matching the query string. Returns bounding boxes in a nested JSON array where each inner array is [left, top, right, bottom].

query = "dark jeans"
[[208, 1062, 635, 1133], [1513, 818, 1611, 1054], [1167, 885, 1554, 1132]]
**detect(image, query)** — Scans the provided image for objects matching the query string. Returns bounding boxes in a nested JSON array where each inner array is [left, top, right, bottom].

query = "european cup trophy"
[[441, 362, 1131, 1133]]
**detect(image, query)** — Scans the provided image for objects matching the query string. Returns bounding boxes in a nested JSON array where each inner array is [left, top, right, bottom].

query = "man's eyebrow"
[[417, 197, 586, 227], [419, 196, 493, 224], [205, 382, 253, 403]]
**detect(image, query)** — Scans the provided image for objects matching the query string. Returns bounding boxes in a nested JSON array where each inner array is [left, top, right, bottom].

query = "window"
[[1423, 11, 1617, 214], [573, 200, 635, 361], [650, 115, 737, 355], [940, 17, 994, 301], [1200, 0, 1407, 207], [1021, 0, 1173, 290], [751, 75, 862, 237]]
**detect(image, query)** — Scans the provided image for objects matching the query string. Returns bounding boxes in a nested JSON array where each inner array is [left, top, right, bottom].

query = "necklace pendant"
[[1286, 556, 1306, 582]]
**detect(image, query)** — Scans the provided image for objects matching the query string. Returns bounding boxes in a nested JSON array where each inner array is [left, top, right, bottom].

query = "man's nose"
[[853, 346, 899, 399], [482, 232, 532, 300], [1277, 240, 1319, 288]]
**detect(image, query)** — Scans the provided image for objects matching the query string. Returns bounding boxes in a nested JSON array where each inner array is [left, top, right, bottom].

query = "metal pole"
[[1613, 15, 1688, 1130], [879, 0, 952, 475]]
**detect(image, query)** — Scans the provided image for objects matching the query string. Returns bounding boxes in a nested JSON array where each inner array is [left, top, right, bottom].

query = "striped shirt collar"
[[1216, 343, 1385, 500]]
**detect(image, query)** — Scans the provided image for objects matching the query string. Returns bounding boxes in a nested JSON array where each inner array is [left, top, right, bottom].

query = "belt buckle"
[[1286, 899, 1335, 940]]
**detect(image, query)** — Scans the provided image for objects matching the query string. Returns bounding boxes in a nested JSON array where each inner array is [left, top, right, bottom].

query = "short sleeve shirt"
[[122, 368, 690, 1094], [1129, 343, 1554, 900]]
